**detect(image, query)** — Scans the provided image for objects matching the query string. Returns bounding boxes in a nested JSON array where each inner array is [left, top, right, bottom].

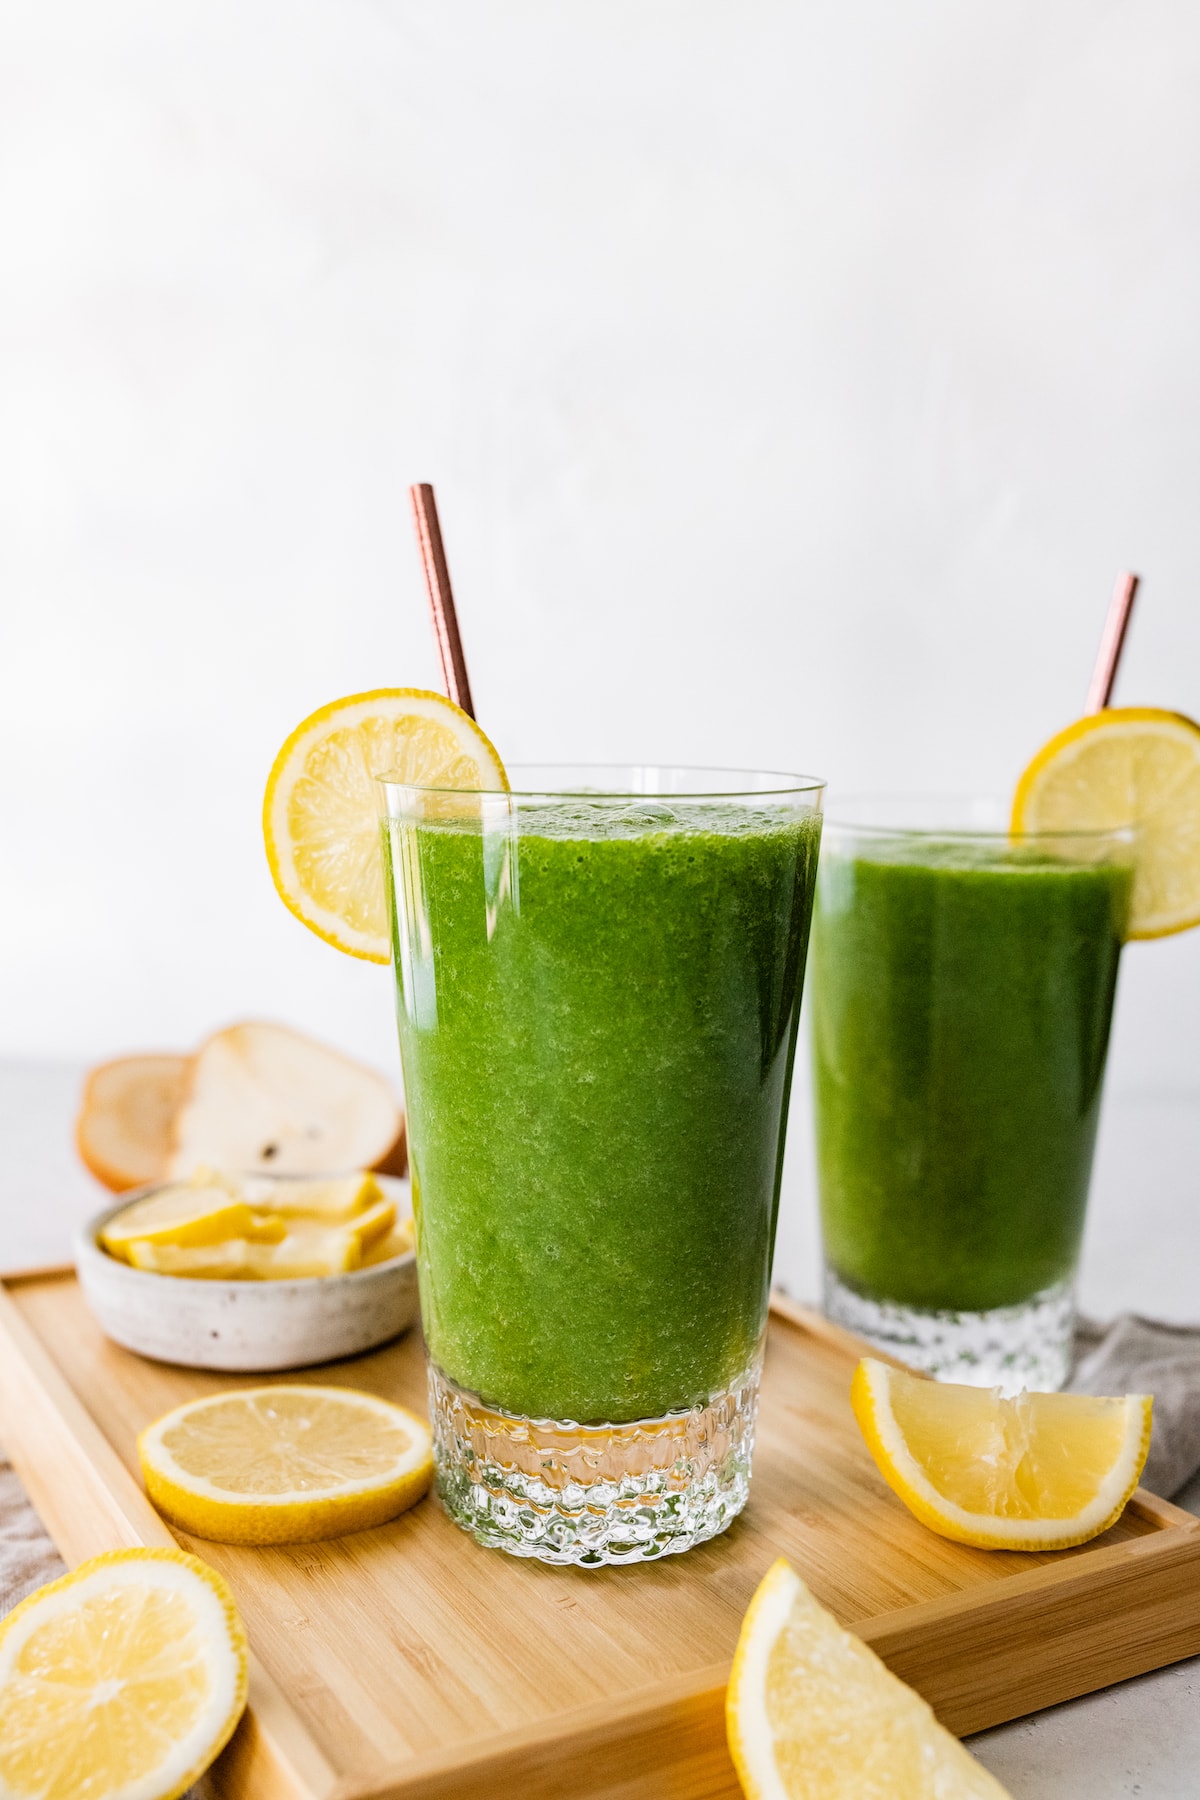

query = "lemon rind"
[[0, 1547, 247, 1800], [726, 1557, 799, 1800], [143, 1465, 434, 1546], [851, 1359, 1153, 1550], [262, 686, 508, 963]]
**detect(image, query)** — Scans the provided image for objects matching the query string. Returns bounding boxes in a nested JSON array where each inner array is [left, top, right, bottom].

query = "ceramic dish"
[[74, 1174, 419, 1372]]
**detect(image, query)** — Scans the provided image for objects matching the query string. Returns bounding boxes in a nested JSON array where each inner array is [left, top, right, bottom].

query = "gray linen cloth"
[[0, 1448, 204, 1797], [1072, 1315, 1200, 1499], [0, 1455, 66, 1614]]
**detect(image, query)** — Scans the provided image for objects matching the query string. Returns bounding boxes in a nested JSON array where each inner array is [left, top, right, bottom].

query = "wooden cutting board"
[[1, 1269, 1198, 1800]]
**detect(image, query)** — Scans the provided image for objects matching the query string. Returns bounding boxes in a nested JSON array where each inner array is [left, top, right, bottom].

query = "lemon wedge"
[[851, 1358, 1151, 1550], [0, 1547, 247, 1800], [727, 1557, 1009, 1799], [1012, 706, 1200, 938], [263, 687, 508, 962], [139, 1385, 434, 1544]]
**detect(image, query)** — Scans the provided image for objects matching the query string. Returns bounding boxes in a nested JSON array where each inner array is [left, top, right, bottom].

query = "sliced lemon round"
[[263, 688, 508, 962], [0, 1547, 247, 1800], [139, 1385, 434, 1544], [851, 1357, 1151, 1551], [727, 1557, 1009, 1800], [1012, 706, 1200, 939]]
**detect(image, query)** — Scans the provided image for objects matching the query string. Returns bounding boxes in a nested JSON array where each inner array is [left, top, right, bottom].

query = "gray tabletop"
[[2, 1058, 1198, 1797]]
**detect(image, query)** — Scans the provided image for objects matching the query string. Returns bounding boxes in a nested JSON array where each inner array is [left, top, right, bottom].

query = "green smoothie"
[[812, 836, 1132, 1314], [385, 795, 821, 1424]]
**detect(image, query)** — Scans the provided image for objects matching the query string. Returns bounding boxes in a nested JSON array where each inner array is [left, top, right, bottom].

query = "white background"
[[3, 0, 1198, 1297]]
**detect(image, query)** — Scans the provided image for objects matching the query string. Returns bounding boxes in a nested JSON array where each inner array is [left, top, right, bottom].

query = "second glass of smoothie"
[[811, 801, 1133, 1391], [380, 766, 823, 1565]]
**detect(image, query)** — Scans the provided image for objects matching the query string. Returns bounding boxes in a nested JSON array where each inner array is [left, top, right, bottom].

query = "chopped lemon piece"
[[727, 1557, 1009, 1799], [127, 1238, 264, 1279], [254, 1224, 362, 1279], [1012, 706, 1200, 938], [0, 1547, 247, 1800], [346, 1194, 396, 1251], [139, 1386, 434, 1543], [103, 1169, 411, 1279], [254, 1202, 395, 1277], [100, 1183, 257, 1262], [249, 1171, 386, 1222], [262, 687, 508, 962], [359, 1221, 415, 1266], [127, 1216, 390, 1279], [851, 1358, 1151, 1550]]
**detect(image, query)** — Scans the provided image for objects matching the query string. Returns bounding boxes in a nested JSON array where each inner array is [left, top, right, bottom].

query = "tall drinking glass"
[[380, 766, 823, 1565], [811, 801, 1134, 1392]]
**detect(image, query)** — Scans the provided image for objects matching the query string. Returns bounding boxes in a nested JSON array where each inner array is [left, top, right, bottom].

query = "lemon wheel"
[[263, 688, 508, 962], [1012, 706, 1200, 939], [0, 1547, 247, 1800], [139, 1385, 434, 1544]]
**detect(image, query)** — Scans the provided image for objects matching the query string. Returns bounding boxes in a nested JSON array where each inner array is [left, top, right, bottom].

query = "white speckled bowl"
[[74, 1175, 419, 1372]]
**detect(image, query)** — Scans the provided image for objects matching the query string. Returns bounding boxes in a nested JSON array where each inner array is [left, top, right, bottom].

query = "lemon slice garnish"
[[139, 1385, 434, 1544], [851, 1357, 1151, 1551], [262, 687, 508, 962], [0, 1547, 247, 1800], [1012, 706, 1200, 939], [726, 1557, 1010, 1799]]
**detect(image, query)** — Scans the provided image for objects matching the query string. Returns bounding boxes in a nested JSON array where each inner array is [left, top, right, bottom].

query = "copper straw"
[[409, 483, 476, 719], [1085, 571, 1140, 713]]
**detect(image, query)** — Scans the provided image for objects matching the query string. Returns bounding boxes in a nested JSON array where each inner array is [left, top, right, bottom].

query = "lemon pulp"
[[851, 1357, 1151, 1549], [727, 1557, 1010, 1799]]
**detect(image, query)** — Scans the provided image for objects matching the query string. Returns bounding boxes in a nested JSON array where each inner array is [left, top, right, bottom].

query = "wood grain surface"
[[1, 1272, 1198, 1800]]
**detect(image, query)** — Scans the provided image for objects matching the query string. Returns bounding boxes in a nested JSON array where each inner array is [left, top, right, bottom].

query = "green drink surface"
[[389, 798, 821, 1423], [812, 842, 1131, 1313]]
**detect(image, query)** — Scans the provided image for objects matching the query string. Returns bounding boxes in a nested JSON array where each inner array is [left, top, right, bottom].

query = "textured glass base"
[[427, 1359, 760, 1566], [823, 1266, 1074, 1393]]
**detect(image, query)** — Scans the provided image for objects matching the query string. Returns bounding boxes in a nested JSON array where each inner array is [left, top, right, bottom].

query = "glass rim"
[[374, 762, 827, 800], [823, 795, 1134, 843]]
